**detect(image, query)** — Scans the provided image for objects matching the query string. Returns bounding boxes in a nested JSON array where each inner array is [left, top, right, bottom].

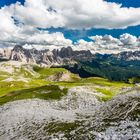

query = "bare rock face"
[[0, 47, 12, 60], [57, 46, 93, 61], [114, 51, 140, 61], [1, 45, 140, 66], [10, 45, 36, 63], [9, 45, 58, 65], [46, 71, 76, 82], [0, 45, 94, 66]]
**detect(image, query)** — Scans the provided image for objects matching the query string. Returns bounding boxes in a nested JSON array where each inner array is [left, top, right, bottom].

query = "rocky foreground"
[[0, 88, 140, 140]]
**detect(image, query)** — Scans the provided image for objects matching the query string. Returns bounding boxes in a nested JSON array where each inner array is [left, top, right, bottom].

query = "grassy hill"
[[0, 61, 133, 105]]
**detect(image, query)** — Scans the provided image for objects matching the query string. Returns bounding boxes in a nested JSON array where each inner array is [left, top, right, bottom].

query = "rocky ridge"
[[115, 51, 140, 61], [0, 45, 93, 66], [1, 45, 140, 67]]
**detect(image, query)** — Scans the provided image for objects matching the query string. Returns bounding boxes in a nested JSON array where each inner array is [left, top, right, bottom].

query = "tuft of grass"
[[95, 88, 115, 101], [96, 88, 114, 96]]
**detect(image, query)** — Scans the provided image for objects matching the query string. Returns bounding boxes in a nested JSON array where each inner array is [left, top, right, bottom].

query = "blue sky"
[[0, 0, 140, 8], [47, 26, 140, 42], [49, 0, 140, 41], [0, 0, 140, 42], [107, 0, 140, 8], [0, 0, 24, 7]]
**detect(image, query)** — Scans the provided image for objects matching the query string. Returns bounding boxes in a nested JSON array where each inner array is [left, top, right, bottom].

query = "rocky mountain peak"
[[12, 45, 24, 52], [0, 45, 94, 66], [115, 51, 140, 61]]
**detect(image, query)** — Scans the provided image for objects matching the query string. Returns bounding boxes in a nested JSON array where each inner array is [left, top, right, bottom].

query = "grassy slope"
[[0, 64, 133, 105], [0, 85, 68, 105]]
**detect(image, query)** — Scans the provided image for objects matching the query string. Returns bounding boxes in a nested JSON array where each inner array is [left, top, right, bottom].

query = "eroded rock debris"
[[0, 89, 140, 140]]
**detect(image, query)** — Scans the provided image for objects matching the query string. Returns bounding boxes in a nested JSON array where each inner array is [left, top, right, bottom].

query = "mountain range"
[[0, 45, 140, 82], [1, 45, 140, 63], [0, 45, 93, 66]]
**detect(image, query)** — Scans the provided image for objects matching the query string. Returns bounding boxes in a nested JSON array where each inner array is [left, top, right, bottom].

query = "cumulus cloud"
[[120, 33, 137, 45], [89, 35, 122, 45], [10, 0, 140, 29], [0, 10, 15, 33], [0, 1, 73, 49], [73, 34, 140, 54], [0, 29, 72, 48], [1, 0, 140, 30]]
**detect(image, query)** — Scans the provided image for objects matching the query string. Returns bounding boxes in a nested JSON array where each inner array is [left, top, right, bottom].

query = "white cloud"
[[73, 34, 140, 54], [0, 30, 72, 47], [89, 35, 122, 45], [0, 9, 16, 33], [120, 33, 137, 45], [26, 31, 72, 46], [73, 39, 94, 52], [1, 0, 140, 30], [0, 1, 72, 48]]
